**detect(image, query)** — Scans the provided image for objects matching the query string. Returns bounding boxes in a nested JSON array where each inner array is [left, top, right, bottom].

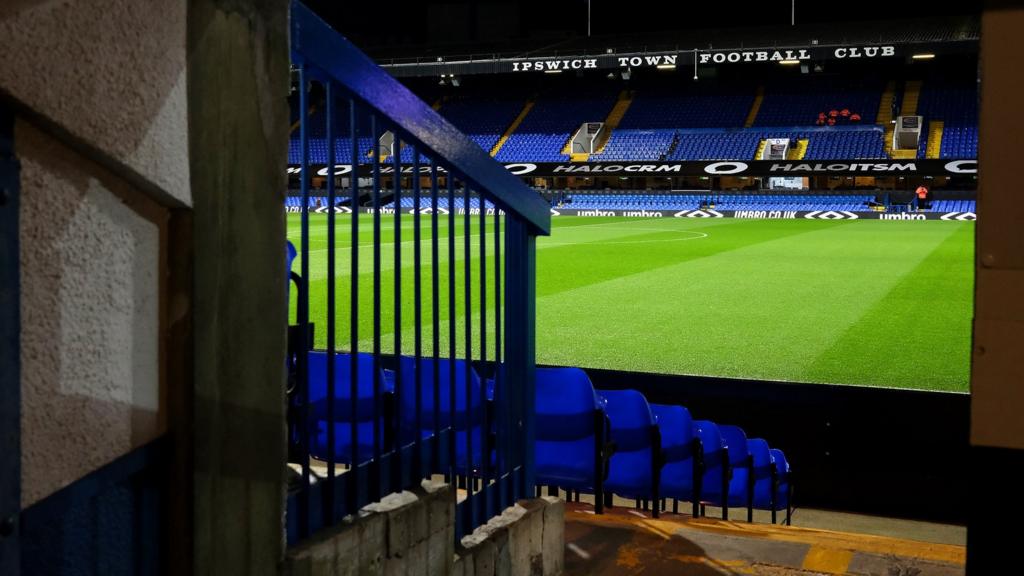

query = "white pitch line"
[[540, 230, 709, 247]]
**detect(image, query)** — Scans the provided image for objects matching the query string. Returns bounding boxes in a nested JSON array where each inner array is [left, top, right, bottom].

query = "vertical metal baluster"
[[430, 162, 441, 470], [349, 99, 360, 514], [393, 139, 403, 490], [494, 206, 505, 510], [412, 149, 423, 478], [479, 194, 489, 523], [371, 115, 382, 501], [325, 81, 337, 524], [463, 186, 474, 528], [298, 66, 311, 538], [447, 177, 457, 488], [504, 216, 537, 501]]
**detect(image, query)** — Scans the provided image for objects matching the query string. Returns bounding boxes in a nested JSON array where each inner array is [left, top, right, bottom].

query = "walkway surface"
[[563, 503, 965, 575]]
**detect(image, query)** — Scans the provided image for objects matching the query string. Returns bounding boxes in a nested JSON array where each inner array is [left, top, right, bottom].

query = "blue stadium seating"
[[755, 78, 882, 126], [495, 89, 618, 162], [765, 448, 793, 525], [716, 425, 753, 515], [298, 355, 797, 523], [748, 438, 784, 523], [651, 404, 699, 516], [599, 389, 662, 516], [306, 352, 390, 463], [916, 81, 978, 158], [395, 357, 487, 471], [293, 191, 975, 214], [534, 367, 612, 512], [693, 419, 730, 519]]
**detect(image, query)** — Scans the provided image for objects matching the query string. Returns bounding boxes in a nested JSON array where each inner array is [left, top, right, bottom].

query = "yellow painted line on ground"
[[802, 546, 854, 574]]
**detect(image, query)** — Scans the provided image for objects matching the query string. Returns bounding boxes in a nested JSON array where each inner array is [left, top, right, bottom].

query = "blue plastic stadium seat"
[[715, 425, 753, 516], [306, 351, 390, 464], [748, 438, 786, 524], [599, 389, 662, 517], [651, 404, 700, 516], [532, 367, 613, 513], [286, 240, 297, 295], [693, 419, 730, 519], [395, 357, 486, 472], [767, 448, 793, 524]]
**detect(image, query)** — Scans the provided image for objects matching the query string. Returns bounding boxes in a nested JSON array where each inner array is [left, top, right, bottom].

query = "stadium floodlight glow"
[[779, 59, 801, 65], [912, 53, 936, 60], [656, 64, 676, 70]]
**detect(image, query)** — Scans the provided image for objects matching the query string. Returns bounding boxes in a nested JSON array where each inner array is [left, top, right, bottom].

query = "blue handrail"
[[287, 0, 548, 546], [290, 1, 551, 235]]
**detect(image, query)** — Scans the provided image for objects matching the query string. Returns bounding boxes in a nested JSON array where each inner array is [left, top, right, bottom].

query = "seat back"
[[397, 356, 483, 432], [748, 438, 775, 507], [533, 367, 606, 491], [599, 389, 657, 454], [536, 367, 601, 442], [650, 404, 694, 463], [286, 240, 298, 299], [599, 389, 659, 500], [305, 351, 387, 463], [286, 240, 297, 272], [719, 424, 750, 469], [693, 420, 727, 499], [770, 448, 791, 509], [651, 404, 696, 501], [306, 351, 381, 421]]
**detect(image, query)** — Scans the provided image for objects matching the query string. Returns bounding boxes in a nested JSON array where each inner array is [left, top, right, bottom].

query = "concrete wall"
[[1, 0, 188, 508], [3, 0, 288, 573], [16, 120, 164, 507], [187, 1, 290, 574], [285, 482, 565, 576], [0, 0, 190, 207]]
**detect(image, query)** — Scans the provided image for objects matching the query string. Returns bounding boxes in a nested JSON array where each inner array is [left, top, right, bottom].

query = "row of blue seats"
[[289, 195, 976, 214], [297, 351, 793, 523]]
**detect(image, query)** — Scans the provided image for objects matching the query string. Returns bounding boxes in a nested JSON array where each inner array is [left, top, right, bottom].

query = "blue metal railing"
[[286, 0, 550, 545]]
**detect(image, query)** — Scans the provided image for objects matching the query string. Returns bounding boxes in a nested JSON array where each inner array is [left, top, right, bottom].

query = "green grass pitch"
[[288, 213, 973, 392]]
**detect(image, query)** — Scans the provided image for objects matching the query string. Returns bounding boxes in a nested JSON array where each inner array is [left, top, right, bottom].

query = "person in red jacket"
[[915, 185, 930, 210], [827, 117, 836, 126], [850, 113, 862, 123], [840, 108, 851, 118]]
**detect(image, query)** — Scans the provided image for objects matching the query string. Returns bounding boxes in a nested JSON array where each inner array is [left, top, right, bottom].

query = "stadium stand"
[[494, 87, 619, 162], [293, 192, 977, 214], [916, 79, 978, 158], [290, 69, 974, 164], [754, 77, 883, 127], [401, 94, 525, 162]]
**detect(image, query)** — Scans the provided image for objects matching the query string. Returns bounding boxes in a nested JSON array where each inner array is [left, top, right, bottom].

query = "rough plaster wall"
[[0, 0, 190, 207], [18, 120, 162, 508]]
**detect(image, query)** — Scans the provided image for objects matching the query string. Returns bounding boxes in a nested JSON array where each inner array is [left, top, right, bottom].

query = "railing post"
[[0, 103, 21, 576], [504, 217, 537, 496]]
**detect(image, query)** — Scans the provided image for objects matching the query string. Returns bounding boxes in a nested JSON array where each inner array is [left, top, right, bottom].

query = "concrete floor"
[[548, 489, 966, 546], [563, 502, 966, 576]]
